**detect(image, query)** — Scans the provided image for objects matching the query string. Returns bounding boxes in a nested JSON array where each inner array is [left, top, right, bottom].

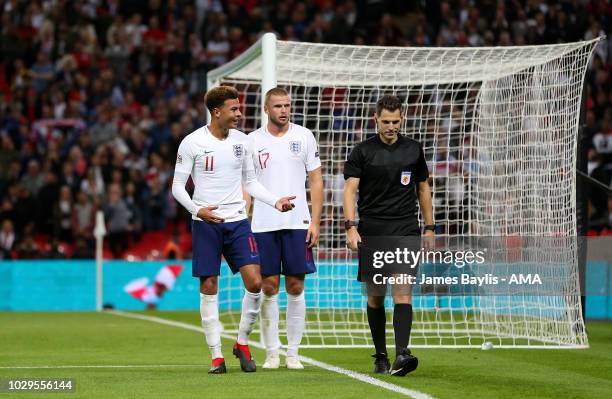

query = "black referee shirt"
[[344, 134, 429, 224]]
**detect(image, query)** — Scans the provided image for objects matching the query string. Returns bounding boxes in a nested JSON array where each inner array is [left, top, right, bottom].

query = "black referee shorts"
[[357, 218, 420, 283]]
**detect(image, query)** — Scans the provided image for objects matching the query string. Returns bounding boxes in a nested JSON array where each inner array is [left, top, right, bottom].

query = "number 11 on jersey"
[[204, 155, 214, 172]]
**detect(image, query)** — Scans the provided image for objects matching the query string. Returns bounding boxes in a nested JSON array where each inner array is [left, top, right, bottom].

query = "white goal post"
[[207, 33, 601, 348]]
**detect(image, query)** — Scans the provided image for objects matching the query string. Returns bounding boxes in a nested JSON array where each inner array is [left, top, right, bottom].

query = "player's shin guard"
[[286, 292, 305, 357], [237, 290, 262, 345], [261, 293, 281, 356], [200, 293, 222, 359]]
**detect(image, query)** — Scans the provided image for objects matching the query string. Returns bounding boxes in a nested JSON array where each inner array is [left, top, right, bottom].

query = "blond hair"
[[264, 87, 289, 105]]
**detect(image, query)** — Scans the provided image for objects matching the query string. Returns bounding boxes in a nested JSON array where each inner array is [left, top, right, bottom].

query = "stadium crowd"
[[0, 0, 610, 259]]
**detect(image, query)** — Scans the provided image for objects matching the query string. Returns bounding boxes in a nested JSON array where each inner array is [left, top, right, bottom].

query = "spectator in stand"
[[124, 181, 143, 243], [90, 107, 118, 147], [104, 183, 131, 258], [37, 170, 60, 235], [15, 224, 40, 259], [30, 52, 54, 94], [0, 219, 16, 259], [206, 30, 230, 68], [20, 160, 45, 198], [72, 189, 96, 247], [143, 175, 166, 231], [53, 185, 73, 242]]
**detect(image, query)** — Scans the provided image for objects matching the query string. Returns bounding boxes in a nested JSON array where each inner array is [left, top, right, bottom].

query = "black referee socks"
[[366, 305, 387, 355], [393, 304, 413, 355]]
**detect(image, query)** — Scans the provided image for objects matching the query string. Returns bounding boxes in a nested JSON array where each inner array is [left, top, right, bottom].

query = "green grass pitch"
[[1, 312, 611, 399]]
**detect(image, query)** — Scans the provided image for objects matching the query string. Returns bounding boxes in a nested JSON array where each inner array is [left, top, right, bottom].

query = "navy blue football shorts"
[[192, 219, 260, 277], [253, 229, 316, 276]]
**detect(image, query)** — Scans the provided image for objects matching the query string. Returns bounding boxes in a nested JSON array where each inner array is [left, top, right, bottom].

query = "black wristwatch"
[[344, 220, 358, 231], [424, 224, 436, 232]]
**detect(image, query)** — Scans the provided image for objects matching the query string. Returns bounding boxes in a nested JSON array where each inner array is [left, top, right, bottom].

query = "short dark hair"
[[205, 86, 239, 112], [265, 87, 289, 104], [376, 95, 402, 115]]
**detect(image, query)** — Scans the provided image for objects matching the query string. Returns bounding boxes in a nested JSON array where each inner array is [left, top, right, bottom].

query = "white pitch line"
[[0, 365, 205, 369], [106, 310, 435, 399]]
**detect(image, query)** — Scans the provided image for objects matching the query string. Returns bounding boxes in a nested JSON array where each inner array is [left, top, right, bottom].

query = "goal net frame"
[[207, 33, 601, 349]]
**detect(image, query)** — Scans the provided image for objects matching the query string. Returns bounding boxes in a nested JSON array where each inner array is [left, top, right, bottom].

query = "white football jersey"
[[250, 123, 321, 232], [174, 125, 253, 222]]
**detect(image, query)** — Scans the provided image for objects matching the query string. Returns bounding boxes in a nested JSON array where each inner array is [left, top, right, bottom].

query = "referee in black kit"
[[343, 95, 434, 376]]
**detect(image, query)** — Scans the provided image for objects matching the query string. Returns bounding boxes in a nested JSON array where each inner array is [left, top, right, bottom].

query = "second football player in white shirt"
[[250, 88, 324, 369]]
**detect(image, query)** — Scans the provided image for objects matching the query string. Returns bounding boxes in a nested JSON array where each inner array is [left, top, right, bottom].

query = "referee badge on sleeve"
[[401, 171, 411, 185]]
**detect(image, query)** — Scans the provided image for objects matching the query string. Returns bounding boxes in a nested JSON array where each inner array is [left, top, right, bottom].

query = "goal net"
[[207, 35, 600, 348]]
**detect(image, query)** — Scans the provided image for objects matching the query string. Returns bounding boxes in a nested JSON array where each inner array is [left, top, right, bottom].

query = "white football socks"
[[200, 293, 222, 359], [237, 290, 262, 345], [261, 293, 281, 356], [286, 291, 305, 357]]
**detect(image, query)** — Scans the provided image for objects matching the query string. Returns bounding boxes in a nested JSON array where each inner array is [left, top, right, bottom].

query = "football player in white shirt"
[[172, 86, 295, 374], [249, 88, 324, 369]]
